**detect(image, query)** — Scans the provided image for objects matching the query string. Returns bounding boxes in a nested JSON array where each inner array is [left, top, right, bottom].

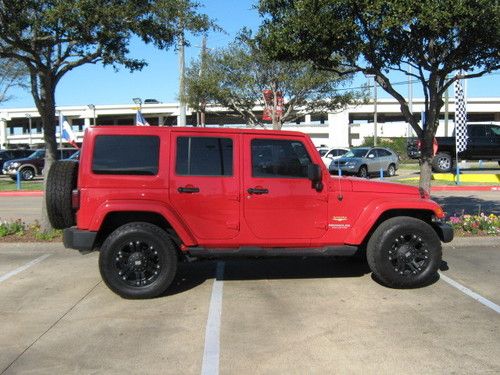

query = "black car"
[[0, 149, 35, 174], [2, 148, 78, 180]]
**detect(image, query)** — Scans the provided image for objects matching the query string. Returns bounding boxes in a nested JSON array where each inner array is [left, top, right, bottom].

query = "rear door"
[[169, 132, 240, 240], [243, 136, 328, 240], [486, 124, 500, 158]]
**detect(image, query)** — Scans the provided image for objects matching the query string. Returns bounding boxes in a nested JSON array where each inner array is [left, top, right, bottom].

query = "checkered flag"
[[454, 79, 468, 153]]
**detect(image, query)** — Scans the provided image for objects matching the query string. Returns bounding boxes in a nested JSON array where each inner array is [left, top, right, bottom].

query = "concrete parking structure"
[[0, 239, 498, 374]]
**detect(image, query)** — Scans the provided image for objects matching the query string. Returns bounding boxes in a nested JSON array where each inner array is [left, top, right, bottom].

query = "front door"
[[243, 136, 328, 240], [169, 132, 240, 240]]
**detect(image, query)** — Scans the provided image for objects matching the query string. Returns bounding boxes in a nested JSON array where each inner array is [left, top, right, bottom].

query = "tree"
[[184, 31, 362, 130], [0, 0, 212, 229], [0, 58, 27, 104], [258, 0, 500, 193]]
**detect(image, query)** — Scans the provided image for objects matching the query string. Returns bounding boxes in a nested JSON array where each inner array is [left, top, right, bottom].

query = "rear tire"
[[366, 216, 441, 288], [99, 222, 177, 299], [46, 161, 78, 229], [432, 152, 453, 173]]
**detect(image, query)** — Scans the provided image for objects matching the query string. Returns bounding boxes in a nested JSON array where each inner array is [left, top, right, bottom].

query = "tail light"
[[71, 189, 80, 210]]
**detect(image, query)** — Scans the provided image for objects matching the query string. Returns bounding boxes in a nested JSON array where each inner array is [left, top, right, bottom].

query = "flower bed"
[[447, 213, 500, 236]]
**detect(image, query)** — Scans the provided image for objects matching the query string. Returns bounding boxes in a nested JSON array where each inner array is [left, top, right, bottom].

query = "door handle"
[[178, 186, 200, 193], [247, 187, 269, 195]]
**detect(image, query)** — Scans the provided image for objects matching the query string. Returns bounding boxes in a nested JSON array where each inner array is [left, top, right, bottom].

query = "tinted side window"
[[469, 126, 486, 137], [252, 139, 312, 178], [488, 125, 500, 136], [176, 137, 233, 176], [92, 135, 159, 175], [378, 149, 391, 157]]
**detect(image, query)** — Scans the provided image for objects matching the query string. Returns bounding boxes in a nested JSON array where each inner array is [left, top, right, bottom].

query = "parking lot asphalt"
[[0, 240, 498, 374]]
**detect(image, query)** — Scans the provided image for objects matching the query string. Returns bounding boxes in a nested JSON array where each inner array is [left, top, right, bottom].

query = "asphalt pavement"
[[0, 239, 498, 374]]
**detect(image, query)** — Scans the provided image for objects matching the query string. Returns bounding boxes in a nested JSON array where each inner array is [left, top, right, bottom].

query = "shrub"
[[0, 219, 26, 237], [360, 136, 412, 163]]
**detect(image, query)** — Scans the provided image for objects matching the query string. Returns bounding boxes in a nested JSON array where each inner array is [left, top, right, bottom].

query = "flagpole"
[[58, 111, 63, 158]]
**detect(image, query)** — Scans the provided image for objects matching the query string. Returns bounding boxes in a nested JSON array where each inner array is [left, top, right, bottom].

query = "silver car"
[[329, 147, 399, 178]]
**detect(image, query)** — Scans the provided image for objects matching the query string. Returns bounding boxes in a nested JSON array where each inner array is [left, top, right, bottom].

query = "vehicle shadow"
[[432, 195, 500, 215], [163, 256, 371, 297]]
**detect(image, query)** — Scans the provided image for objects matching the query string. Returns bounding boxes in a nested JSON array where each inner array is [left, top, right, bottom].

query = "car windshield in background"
[[27, 150, 45, 159], [344, 148, 369, 158]]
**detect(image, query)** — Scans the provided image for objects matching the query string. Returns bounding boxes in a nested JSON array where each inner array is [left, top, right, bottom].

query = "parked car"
[[330, 147, 399, 178], [315, 145, 330, 157], [321, 147, 349, 168], [3, 148, 78, 180], [0, 149, 34, 173], [407, 122, 500, 172]]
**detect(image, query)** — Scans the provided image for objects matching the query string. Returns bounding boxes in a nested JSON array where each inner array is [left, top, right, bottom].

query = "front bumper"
[[433, 222, 454, 243], [329, 164, 359, 174], [63, 227, 97, 252]]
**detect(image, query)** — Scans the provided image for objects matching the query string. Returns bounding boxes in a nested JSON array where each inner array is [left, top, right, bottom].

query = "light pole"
[[133, 97, 142, 109], [87, 104, 96, 126], [25, 113, 32, 147], [372, 76, 378, 146]]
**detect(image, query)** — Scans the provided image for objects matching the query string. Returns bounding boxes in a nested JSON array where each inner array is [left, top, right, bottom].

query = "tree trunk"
[[34, 73, 58, 231]]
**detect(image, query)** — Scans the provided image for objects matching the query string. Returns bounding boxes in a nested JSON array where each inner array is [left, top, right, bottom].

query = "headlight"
[[345, 161, 356, 166], [10, 162, 20, 168]]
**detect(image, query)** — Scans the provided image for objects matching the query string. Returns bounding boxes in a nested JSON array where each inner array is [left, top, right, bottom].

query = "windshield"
[[343, 148, 369, 158], [27, 150, 45, 159]]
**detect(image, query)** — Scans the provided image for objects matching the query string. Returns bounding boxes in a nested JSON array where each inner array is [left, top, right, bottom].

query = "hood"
[[349, 178, 420, 196]]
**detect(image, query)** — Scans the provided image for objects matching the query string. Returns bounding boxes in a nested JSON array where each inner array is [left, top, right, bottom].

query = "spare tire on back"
[[46, 160, 78, 229]]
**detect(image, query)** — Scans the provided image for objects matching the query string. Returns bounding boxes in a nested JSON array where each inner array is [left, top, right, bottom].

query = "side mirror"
[[368, 154, 375, 158], [307, 164, 323, 192]]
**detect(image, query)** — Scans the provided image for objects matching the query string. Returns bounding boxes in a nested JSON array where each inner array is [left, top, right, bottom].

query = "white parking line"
[[201, 261, 225, 375], [440, 273, 500, 314], [0, 254, 51, 283]]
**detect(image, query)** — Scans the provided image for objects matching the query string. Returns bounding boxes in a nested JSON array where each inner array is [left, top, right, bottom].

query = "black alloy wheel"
[[367, 216, 441, 288], [114, 240, 162, 288], [99, 222, 177, 299], [388, 234, 429, 276]]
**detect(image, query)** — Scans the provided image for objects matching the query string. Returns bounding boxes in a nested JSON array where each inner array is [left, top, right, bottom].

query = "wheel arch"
[[87, 201, 198, 251], [346, 205, 442, 246], [94, 211, 186, 258]]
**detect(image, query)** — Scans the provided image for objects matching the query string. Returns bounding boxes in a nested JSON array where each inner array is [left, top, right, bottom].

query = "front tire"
[[20, 167, 35, 181], [99, 222, 178, 299], [387, 163, 396, 177], [366, 217, 441, 288], [357, 165, 368, 178]]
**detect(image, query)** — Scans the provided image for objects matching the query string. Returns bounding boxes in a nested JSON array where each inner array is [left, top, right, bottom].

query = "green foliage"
[[0, 220, 25, 237], [360, 137, 410, 162], [0, 58, 28, 104], [184, 30, 365, 129], [258, 0, 500, 191], [0, 219, 62, 240]]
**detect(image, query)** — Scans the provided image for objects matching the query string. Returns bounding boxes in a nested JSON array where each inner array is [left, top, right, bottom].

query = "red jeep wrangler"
[[46, 126, 453, 298]]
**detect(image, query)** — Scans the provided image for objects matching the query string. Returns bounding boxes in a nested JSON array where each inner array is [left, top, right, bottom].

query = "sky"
[[1, 0, 499, 109]]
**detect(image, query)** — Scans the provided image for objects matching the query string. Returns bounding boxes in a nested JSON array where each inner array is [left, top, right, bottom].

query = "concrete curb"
[[0, 191, 43, 197], [443, 236, 499, 248]]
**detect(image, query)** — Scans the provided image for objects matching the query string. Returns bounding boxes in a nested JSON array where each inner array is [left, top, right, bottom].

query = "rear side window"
[[252, 139, 312, 178], [92, 135, 159, 175], [176, 137, 233, 176]]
